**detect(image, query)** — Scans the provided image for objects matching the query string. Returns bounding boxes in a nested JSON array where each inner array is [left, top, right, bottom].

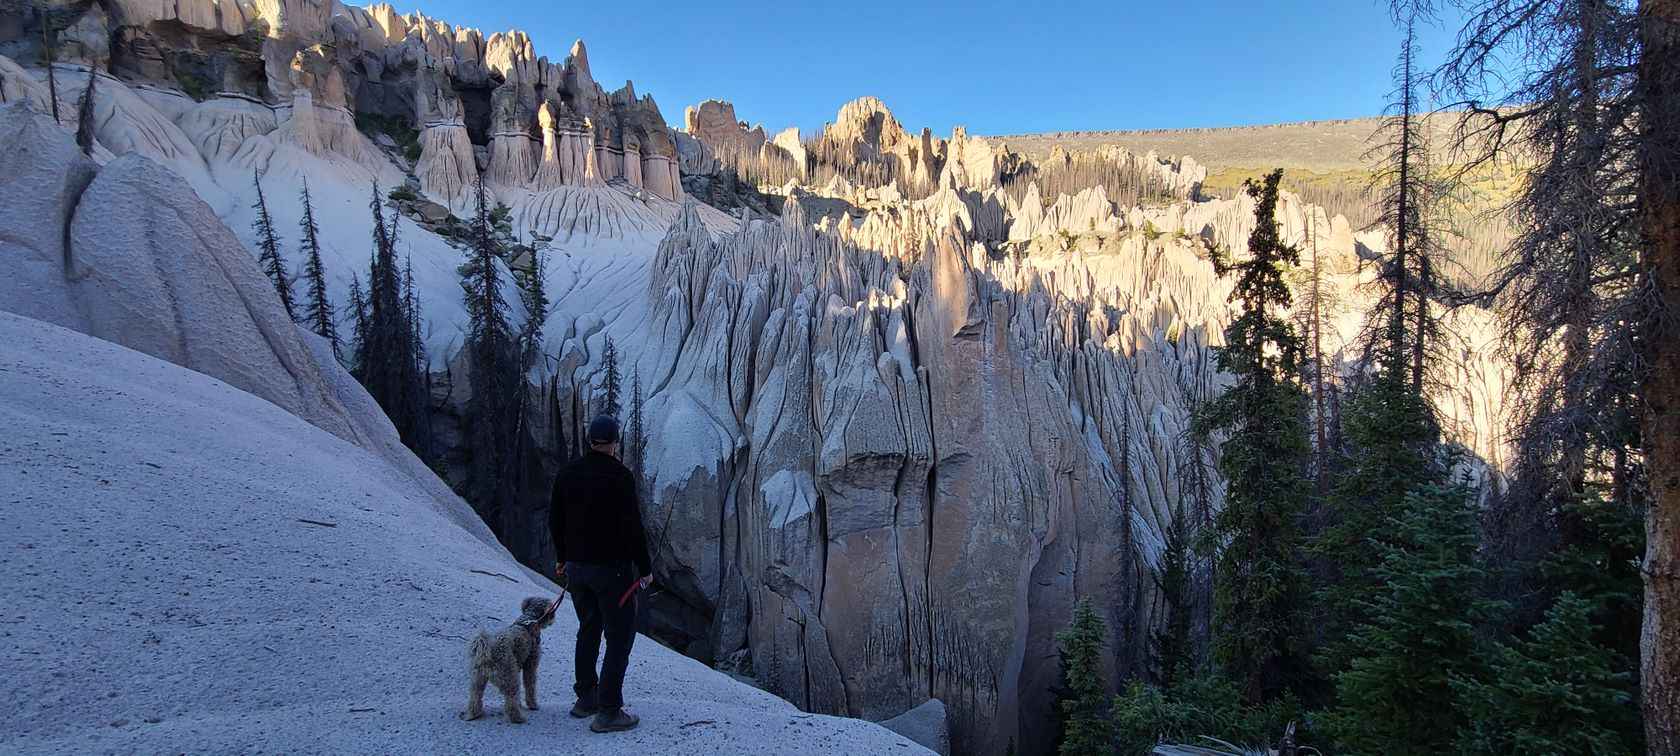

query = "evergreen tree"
[[1432, 0, 1649, 664], [1544, 493, 1646, 665], [403, 255, 432, 459], [1151, 500, 1193, 688], [403, 256, 427, 385], [1313, 20, 1450, 676], [1055, 600, 1113, 756], [354, 183, 427, 455], [346, 272, 369, 363], [599, 336, 622, 417], [1193, 169, 1313, 704], [628, 368, 647, 483], [297, 180, 339, 355], [74, 69, 95, 155], [1454, 592, 1642, 755], [517, 246, 548, 372], [460, 176, 519, 535], [1322, 482, 1500, 754], [1113, 670, 1299, 755], [251, 171, 297, 321]]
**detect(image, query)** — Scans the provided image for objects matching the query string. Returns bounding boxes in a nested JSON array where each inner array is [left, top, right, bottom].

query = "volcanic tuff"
[[0, 4, 1513, 754]]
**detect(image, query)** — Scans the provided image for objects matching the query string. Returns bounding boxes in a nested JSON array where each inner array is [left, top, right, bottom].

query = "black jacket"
[[549, 450, 652, 578]]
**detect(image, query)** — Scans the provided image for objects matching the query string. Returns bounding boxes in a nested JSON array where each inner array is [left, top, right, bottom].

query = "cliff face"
[[660, 99, 1510, 755], [6, 0, 682, 203], [1, 11, 1515, 754]]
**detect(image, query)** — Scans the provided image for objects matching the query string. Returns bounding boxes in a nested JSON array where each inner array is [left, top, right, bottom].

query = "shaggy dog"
[[460, 596, 556, 723]]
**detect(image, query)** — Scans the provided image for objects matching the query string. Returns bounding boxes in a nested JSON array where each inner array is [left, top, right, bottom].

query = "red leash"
[[616, 581, 640, 608], [539, 588, 567, 623]]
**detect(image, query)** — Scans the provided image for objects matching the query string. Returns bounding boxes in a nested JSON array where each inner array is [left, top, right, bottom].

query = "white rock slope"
[[0, 311, 927, 755]]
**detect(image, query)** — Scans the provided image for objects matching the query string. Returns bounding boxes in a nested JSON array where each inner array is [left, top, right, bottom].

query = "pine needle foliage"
[[1454, 592, 1642, 754], [1194, 169, 1314, 705], [251, 171, 297, 321], [1055, 600, 1114, 756], [1322, 482, 1501, 755], [459, 176, 520, 536], [297, 180, 339, 354], [352, 183, 429, 458]]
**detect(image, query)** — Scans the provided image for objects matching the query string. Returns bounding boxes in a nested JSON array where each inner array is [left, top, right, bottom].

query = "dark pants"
[[565, 561, 637, 711]]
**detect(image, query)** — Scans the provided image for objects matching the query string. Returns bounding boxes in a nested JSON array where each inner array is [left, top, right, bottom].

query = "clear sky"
[[399, 1, 1470, 138]]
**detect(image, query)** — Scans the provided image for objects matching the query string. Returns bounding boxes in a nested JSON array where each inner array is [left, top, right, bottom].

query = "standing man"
[[550, 415, 653, 733]]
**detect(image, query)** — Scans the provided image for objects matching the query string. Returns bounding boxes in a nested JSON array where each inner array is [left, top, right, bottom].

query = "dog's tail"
[[468, 631, 494, 669]]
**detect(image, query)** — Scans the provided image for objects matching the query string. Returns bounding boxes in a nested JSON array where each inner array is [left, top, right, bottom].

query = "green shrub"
[[354, 112, 422, 162], [1454, 593, 1642, 755], [1113, 672, 1301, 755], [174, 70, 210, 102]]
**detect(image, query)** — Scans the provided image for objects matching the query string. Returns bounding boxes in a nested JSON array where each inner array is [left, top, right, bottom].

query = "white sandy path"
[[0, 312, 927, 756]]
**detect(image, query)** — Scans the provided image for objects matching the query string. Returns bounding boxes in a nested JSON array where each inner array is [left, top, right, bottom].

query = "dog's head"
[[519, 596, 556, 630]]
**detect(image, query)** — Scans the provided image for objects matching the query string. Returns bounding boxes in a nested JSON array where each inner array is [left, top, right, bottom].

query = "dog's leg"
[[520, 641, 540, 712], [493, 658, 526, 724], [460, 669, 487, 721], [522, 656, 540, 711], [498, 680, 526, 724]]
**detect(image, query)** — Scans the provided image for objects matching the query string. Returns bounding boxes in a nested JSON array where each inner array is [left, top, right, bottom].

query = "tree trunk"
[[1638, 1, 1680, 751]]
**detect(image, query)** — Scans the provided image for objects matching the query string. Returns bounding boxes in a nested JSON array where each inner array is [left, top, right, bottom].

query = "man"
[[549, 415, 653, 733]]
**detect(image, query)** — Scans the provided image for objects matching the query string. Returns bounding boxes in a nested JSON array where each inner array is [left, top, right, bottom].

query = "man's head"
[[587, 415, 621, 455]]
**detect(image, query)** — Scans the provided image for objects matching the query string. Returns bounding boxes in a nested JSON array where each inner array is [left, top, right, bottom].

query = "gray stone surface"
[[879, 700, 952, 756]]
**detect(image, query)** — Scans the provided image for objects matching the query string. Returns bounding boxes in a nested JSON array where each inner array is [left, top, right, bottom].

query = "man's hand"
[[555, 562, 566, 578], [638, 575, 653, 590]]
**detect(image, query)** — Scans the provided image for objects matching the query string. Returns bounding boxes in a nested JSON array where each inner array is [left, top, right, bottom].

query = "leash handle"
[[616, 581, 639, 608]]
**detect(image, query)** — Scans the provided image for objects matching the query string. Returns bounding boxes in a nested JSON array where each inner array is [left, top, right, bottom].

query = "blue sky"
[[404, 1, 1469, 137]]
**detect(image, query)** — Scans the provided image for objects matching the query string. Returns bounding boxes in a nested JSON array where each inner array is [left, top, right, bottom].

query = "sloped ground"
[[0, 312, 926, 755]]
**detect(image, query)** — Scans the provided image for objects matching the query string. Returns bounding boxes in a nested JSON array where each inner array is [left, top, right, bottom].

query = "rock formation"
[[680, 99, 805, 184], [3, 0, 686, 206], [0, 11, 1515, 756]]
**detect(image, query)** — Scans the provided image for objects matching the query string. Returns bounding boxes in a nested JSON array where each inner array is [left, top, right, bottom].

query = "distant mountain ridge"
[[987, 113, 1463, 172]]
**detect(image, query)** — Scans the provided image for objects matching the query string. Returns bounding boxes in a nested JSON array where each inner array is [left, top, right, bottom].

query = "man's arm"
[[620, 471, 652, 579], [549, 470, 567, 571]]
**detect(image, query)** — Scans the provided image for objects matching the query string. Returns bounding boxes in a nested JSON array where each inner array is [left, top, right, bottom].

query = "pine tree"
[[1151, 500, 1193, 688], [403, 256, 427, 385], [297, 180, 339, 355], [1313, 21, 1449, 676], [1454, 592, 1642, 755], [251, 171, 297, 321], [460, 176, 519, 535], [517, 246, 548, 372], [346, 272, 369, 364], [1322, 482, 1500, 754], [403, 255, 432, 459], [628, 368, 647, 483], [1055, 600, 1113, 756], [1432, 1, 1649, 659], [354, 183, 427, 455], [1193, 169, 1313, 704], [599, 336, 622, 418], [1544, 493, 1646, 665], [74, 69, 95, 155]]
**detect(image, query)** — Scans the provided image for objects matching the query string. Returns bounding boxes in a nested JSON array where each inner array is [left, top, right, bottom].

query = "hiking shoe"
[[569, 699, 598, 719], [590, 708, 640, 733]]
